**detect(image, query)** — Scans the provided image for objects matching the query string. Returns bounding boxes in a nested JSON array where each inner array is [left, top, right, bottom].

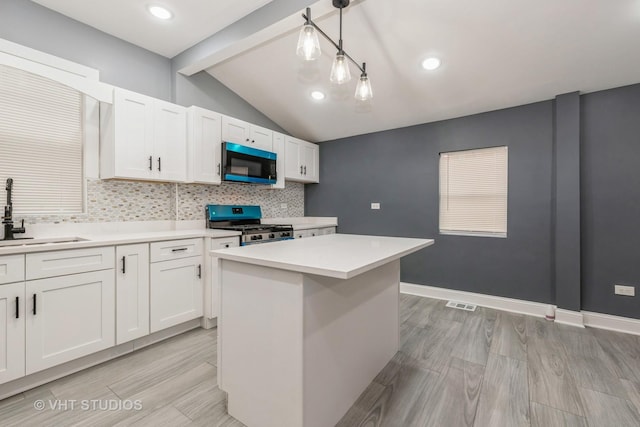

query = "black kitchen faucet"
[[2, 178, 26, 240]]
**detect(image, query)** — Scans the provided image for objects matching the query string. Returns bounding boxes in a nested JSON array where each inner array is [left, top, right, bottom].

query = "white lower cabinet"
[[150, 256, 203, 333], [116, 244, 150, 345], [25, 269, 115, 374], [0, 282, 25, 384], [206, 237, 240, 319]]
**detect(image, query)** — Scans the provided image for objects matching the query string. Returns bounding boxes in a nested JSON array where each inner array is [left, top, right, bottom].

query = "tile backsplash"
[[23, 179, 304, 224]]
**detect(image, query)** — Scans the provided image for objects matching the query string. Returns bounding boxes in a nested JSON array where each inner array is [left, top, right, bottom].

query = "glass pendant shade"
[[329, 53, 351, 84], [354, 74, 373, 101], [296, 24, 321, 61]]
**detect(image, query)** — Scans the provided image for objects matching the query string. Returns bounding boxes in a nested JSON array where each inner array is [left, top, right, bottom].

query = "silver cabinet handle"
[[304, 166, 307, 175], [217, 163, 221, 175], [172, 248, 188, 252], [157, 157, 162, 172], [300, 165, 303, 174], [149, 156, 153, 171]]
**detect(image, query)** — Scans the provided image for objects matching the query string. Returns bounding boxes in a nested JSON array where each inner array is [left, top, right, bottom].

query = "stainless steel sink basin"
[[0, 237, 88, 247]]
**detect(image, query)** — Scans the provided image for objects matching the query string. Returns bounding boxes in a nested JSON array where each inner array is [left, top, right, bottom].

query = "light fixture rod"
[[301, 12, 366, 75]]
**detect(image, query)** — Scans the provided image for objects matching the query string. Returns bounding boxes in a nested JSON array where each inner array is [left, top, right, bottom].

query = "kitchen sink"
[[0, 237, 89, 247]]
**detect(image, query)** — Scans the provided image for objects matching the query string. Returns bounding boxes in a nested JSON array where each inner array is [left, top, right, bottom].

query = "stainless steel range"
[[205, 204, 293, 246]]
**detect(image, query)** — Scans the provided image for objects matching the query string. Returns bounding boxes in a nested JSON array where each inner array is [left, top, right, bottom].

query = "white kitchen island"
[[211, 234, 434, 427]]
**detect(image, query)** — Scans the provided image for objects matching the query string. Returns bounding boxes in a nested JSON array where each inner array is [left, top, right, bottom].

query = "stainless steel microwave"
[[222, 142, 277, 185]]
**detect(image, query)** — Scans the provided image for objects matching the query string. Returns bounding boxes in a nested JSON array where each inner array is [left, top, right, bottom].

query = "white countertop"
[[211, 234, 434, 279], [0, 229, 241, 256]]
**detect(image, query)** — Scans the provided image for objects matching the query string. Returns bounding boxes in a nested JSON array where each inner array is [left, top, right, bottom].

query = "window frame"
[[438, 145, 509, 238]]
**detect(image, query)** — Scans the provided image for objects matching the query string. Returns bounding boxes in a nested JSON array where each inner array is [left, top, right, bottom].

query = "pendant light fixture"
[[296, 0, 372, 101]]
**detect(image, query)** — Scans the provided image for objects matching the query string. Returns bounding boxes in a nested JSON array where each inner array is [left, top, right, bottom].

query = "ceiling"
[[31, 0, 640, 142], [31, 0, 273, 58], [207, 0, 640, 141]]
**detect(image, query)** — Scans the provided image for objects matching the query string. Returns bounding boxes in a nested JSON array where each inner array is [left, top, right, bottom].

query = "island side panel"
[[219, 260, 304, 427], [303, 260, 401, 427]]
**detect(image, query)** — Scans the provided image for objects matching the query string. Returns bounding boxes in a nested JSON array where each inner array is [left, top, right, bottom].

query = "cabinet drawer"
[[0, 254, 25, 285], [150, 238, 203, 263], [26, 247, 115, 280], [210, 237, 240, 250]]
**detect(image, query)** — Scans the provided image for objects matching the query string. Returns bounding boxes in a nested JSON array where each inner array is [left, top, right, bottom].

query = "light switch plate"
[[371, 203, 381, 210], [615, 284, 635, 297]]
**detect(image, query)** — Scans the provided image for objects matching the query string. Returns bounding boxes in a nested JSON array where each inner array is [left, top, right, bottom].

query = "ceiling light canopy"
[[296, 0, 372, 101], [148, 5, 172, 20], [311, 90, 326, 100], [422, 57, 441, 70]]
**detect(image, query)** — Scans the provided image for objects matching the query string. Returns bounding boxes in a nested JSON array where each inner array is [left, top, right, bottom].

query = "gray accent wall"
[[307, 84, 640, 319], [306, 101, 555, 304], [581, 84, 640, 319]]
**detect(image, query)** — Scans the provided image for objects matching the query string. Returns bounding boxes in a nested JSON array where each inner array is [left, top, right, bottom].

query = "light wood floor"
[[2, 294, 640, 426]]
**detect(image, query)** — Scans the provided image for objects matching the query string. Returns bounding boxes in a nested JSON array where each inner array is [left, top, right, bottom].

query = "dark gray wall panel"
[[581, 84, 640, 319], [0, 0, 172, 100], [554, 92, 582, 311], [307, 101, 555, 304]]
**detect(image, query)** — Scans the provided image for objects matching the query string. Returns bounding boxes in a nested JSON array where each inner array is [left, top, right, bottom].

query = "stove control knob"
[[269, 233, 275, 239], [251, 235, 258, 240], [257, 235, 263, 240], [282, 232, 290, 237]]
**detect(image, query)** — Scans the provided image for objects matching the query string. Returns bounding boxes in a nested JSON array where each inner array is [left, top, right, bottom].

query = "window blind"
[[0, 64, 83, 215], [439, 146, 508, 237]]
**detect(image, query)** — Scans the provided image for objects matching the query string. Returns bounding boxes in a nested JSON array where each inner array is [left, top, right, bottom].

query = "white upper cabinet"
[[222, 115, 273, 152], [100, 87, 186, 182], [269, 132, 286, 189], [284, 136, 319, 183], [187, 106, 222, 185]]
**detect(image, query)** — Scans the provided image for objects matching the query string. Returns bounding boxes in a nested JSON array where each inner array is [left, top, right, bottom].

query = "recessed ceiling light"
[[311, 91, 325, 100], [422, 57, 441, 71], [148, 5, 173, 20]]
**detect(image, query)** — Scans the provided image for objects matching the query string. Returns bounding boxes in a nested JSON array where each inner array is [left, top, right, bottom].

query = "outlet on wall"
[[280, 203, 287, 210], [371, 202, 381, 210], [614, 284, 635, 297]]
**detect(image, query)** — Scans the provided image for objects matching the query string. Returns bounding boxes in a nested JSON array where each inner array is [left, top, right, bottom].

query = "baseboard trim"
[[400, 283, 640, 335], [583, 311, 640, 336], [400, 282, 551, 319], [555, 309, 585, 328]]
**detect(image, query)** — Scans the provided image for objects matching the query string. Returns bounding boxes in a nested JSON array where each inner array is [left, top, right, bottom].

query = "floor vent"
[[446, 301, 477, 312]]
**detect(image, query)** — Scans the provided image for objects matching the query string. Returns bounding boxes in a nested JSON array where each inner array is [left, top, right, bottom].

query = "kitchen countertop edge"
[[0, 229, 242, 256]]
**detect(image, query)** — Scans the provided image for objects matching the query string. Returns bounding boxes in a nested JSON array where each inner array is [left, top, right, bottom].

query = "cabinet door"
[[285, 136, 303, 180], [207, 237, 240, 319], [154, 100, 187, 182], [221, 116, 250, 145], [113, 88, 155, 180], [0, 282, 25, 384], [302, 142, 319, 183], [26, 270, 116, 374], [187, 107, 222, 184], [150, 256, 203, 333], [249, 125, 273, 151], [116, 244, 150, 345]]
